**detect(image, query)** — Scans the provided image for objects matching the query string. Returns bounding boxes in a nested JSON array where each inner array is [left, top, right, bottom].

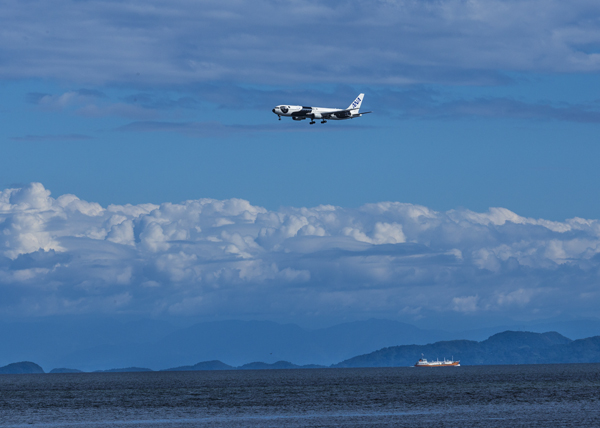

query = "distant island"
[[50, 368, 84, 374], [161, 360, 234, 371], [236, 361, 326, 370], [160, 360, 326, 371], [333, 331, 600, 367], [93, 367, 153, 373], [0, 361, 44, 374], [2, 331, 600, 374]]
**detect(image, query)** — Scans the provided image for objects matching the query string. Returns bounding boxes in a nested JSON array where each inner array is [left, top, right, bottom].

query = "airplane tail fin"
[[347, 93, 364, 113]]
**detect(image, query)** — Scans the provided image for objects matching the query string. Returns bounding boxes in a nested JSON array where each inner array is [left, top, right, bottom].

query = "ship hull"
[[414, 362, 460, 367]]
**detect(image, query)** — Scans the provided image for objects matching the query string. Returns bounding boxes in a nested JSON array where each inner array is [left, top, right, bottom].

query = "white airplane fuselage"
[[272, 94, 369, 124]]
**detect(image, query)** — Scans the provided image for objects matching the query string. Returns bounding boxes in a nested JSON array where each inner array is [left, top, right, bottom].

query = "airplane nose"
[[272, 108, 276, 113]]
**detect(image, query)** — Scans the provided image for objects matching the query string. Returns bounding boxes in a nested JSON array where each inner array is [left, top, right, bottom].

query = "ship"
[[414, 355, 460, 367]]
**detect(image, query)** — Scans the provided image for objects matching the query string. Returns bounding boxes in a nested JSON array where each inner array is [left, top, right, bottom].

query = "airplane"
[[272, 94, 371, 124]]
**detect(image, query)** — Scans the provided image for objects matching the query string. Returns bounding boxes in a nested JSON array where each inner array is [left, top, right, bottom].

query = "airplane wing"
[[318, 109, 355, 118], [321, 109, 347, 114], [320, 110, 372, 117]]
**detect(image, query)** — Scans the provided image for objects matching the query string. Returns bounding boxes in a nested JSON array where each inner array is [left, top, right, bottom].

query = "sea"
[[1, 364, 600, 427]]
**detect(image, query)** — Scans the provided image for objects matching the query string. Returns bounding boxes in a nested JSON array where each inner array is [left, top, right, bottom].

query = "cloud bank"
[[1, 183, 600, 323], [2, 0, 600, 85]]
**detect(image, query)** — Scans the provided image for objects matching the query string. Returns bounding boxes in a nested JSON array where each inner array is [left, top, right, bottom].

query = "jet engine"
[[335, 111, 352, 119]]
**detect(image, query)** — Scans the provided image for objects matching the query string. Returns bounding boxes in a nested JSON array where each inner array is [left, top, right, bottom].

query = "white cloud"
[[496, 288, 534, 307], [32, 90, 158, 119], [2, 183, 600, 322], [452, 295, 479, 313], [1, 0, 600, 85]]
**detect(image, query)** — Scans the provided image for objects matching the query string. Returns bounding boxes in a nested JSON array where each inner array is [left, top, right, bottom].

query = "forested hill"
[[333, 331, 600, 367], [0, 361, 44, 374]]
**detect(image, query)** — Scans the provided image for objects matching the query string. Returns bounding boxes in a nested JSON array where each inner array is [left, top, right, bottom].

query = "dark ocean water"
[[1, 364, 600, 427]]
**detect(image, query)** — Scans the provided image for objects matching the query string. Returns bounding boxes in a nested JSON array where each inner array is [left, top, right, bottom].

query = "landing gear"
[[278, 115, 281, 121], [310, 120, 315, 125], [321, 120, 327, 124]]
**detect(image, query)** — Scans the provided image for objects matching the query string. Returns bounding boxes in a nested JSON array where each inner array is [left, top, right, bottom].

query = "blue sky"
[[2, 0, 600, 329]]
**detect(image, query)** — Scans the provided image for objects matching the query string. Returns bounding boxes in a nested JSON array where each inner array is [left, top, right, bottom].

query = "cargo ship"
[[414, 356, 460, 367]]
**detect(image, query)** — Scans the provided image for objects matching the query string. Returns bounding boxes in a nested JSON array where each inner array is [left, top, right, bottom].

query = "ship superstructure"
[[414, 356, 460, 367]]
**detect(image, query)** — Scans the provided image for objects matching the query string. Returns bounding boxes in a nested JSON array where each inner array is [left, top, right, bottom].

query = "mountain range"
[[1, 317, 600, 371], [333, 331, 597, 367], [3, 330, 600, 374]]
